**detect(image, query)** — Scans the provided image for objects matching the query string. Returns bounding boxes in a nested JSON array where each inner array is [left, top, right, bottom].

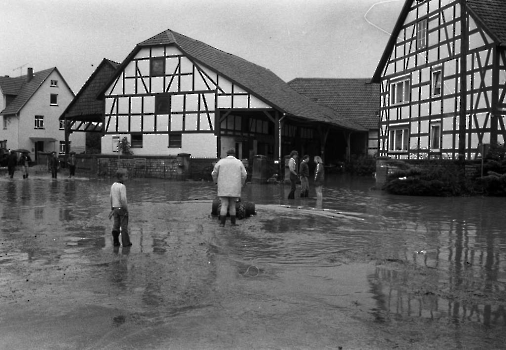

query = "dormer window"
[[50, 80, 58, 87]]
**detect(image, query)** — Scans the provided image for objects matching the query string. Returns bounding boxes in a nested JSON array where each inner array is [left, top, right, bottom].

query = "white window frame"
[[50, 94, 58, 106], [416, 19, 427, 50], [35, 115, 44, 129], [389, 127, 409, 151], [430, 122, 441, 150], [50, 80, 58, 87], [432, 69, 442, 96], [59, 120, 65, 130], [390, 78, 411, 105], [59, 141, 70, 154]]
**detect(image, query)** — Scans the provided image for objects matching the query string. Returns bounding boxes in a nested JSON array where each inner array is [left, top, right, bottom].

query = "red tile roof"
[[288, 78, 380, 130]]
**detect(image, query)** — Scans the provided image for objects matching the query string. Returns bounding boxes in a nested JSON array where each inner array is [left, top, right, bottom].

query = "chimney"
[[27, 67, 33, 82]]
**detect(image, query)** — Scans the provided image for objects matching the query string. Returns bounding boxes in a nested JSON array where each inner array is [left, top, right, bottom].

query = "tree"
[[118, 137, 133, 155]]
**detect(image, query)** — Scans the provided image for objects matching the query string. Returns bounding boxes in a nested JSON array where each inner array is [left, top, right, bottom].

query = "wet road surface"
[[0, 173, 505, 349]]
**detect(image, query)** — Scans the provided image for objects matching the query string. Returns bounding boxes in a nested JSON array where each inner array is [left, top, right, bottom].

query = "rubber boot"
[[219, 215, 226, 227], [121, 231, 132, 247], [112, 230, 121, 247], [230, 216, 237, 226]]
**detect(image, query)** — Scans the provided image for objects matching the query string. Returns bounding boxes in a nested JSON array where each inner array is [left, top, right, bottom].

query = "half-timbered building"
[[63, 29, 365, 165], [372, 0, 506, 160]]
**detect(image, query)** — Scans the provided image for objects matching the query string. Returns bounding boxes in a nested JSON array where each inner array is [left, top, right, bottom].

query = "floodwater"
[[0, 172, 505, 349]]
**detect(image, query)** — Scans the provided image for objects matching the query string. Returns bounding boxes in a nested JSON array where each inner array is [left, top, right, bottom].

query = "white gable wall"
[[102, 46, 271, 158]]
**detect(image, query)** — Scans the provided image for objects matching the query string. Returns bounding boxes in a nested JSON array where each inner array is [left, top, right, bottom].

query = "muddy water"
[[0, 174, 505, 349]]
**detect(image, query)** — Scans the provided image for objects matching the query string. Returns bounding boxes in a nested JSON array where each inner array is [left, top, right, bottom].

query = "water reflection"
[[0, 174, 505, 332]]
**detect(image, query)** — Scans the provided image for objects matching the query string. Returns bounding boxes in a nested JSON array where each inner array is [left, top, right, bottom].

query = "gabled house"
[[288, 78, 380, 158], [372, 0, 506, 160], [65, 29, 366, 165], [0, 67, 85, 161]]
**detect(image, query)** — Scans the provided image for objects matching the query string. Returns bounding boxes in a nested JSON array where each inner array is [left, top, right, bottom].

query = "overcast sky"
[[1, 0, 403, 94]]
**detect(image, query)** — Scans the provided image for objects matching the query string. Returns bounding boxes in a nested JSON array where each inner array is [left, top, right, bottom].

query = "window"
[[50, 80, 58, 87], [150, 57, 165, 77], [168, 133, 182, 148], [112, 136, 120, 152], [155, 94, 170, 114], [432, 70, 442, 96], [430, 123, 441, 150], [131, 133, 143, 148], [389, 127, 409, 151], [50, 94, 58, 105], [390, 78, 411, 105], [59, 141, 70, 154], [59, 120, 66, 130], [35, 115, 44, 129], [416, 19, 427, 50], [0, 140, 6, 149]]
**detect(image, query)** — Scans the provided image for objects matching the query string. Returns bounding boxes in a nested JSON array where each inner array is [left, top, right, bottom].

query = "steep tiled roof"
[[102, 29, 364, 131], [0, 75, 25, 95], [0, 68, 56, 116], [60, 59, 120, 122], [288, 78, 380, 130], [468, 0, 506, 45]]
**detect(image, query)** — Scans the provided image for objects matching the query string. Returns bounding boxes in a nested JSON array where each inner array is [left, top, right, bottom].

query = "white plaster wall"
[[0, 115, 20, 149], [101, 133, 217, 158], [15, 70, 85, 153]]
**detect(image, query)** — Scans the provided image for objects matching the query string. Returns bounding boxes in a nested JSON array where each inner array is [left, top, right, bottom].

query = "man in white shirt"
[[212, 148, 247, 226], [109, 168, 132, 247]]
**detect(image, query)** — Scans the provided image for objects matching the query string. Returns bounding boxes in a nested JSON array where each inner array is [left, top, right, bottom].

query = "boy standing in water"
[[110, 168, 132, 247]]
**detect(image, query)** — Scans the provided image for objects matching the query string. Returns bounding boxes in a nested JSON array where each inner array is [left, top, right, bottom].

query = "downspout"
[[278, 113, 286, 179], [458, 0, 468, 161]]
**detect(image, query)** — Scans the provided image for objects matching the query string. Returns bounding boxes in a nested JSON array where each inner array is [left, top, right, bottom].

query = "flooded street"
[[0, 173, 505, 349]]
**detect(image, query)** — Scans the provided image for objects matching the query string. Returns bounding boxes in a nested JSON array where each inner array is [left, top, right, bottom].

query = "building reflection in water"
[[368, 214, 506, 326]]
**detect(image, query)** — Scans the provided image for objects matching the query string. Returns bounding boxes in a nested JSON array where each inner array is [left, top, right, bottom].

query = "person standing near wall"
[[212, 148, 247, 227], [49, 152, 59, 179], [287, 150, 299, 199], [299, 154, 310, 197], [19, 151, 31, 179], [67, 152, 77, 178], [7, 150, 17, 179], [314, 156, 325, 207]]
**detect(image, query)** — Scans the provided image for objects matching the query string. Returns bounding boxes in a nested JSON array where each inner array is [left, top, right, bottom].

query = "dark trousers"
[[69, 165, 76, 177], [8, 165, 15, 178], [288, 173, 297, 199], [51, 168, 58, 178], [112, 208, 131, 246]]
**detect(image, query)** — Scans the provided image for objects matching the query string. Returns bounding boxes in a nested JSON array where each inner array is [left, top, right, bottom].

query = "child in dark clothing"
[[299, 155, 310, 197]]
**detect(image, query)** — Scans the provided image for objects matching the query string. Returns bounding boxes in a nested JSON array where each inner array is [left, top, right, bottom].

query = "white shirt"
[[110, 182, 128, 209]]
